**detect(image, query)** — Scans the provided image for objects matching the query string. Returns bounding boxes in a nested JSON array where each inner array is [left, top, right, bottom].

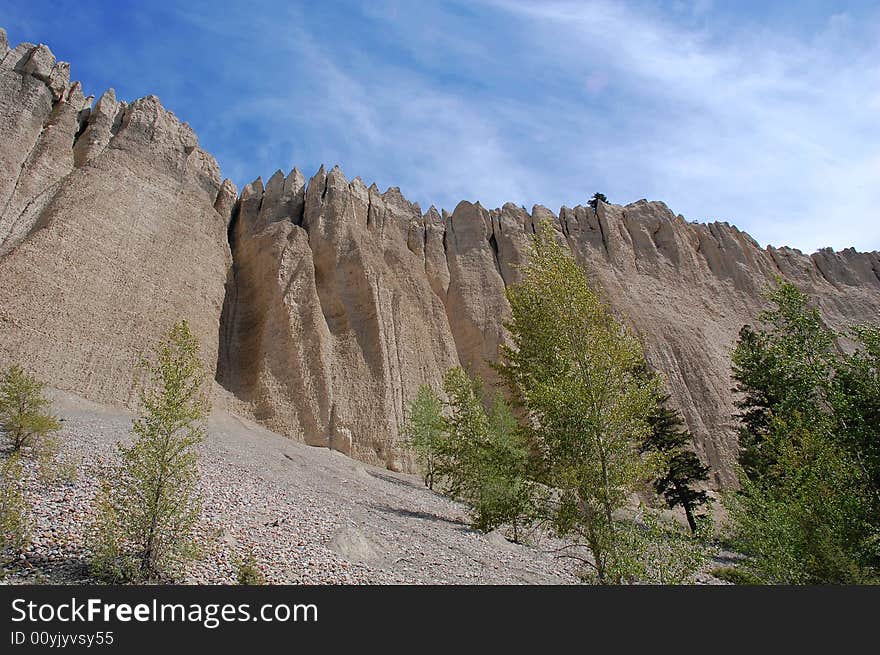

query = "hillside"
[[4, 389, 589, 585]]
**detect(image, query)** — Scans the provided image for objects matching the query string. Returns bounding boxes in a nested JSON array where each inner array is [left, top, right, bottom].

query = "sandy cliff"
[[0, 32, 235, 405]]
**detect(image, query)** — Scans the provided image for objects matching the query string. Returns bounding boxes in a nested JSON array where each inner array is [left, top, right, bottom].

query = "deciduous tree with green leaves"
[[417, 368, 537, 541], [0, 365, 60, 454], [725, 412, 872, 583], [401, 385, 445, 490], [497, 222, 663, 583], [434, 367, 487, 502], [473, 392, 537, 541], [831, 324, 880, 497], [89, 320, 208, 582]]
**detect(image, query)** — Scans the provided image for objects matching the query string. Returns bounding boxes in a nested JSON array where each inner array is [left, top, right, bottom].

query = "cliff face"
[[218, 171, 880, 483], [0, 33, 236, 404], [2, 31, 878, 484], [216, 167, 462, 465]]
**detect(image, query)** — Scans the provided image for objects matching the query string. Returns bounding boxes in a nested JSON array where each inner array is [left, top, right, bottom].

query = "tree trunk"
[[683, 500, 697, 534], [142, 445, 169, 579], [142, 486, 162, 578]]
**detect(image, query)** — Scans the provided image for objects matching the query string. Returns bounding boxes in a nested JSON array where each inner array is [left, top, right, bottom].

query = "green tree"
[[731, 280, 836, 482], [588, 192, 608, 211], [402, 385, 445, 490], [435, 367, 487, 502], [475, 393, 537, 542], [827, 324, 880, 576], [434, 369, 536, 541], [726, 413, 872, 583], [831, 325, 880, 495], [641, 391, 710, 533], [89, 320, 207, 582], [0, 453, 28, 563], [497, 222, 661, 583], [726, 281, 878, 583], [0, 365, 60, 453]]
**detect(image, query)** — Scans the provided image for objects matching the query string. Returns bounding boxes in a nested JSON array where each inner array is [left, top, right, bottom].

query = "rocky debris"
[[0, 28, 879, 486], [2, 390, 582, 585]]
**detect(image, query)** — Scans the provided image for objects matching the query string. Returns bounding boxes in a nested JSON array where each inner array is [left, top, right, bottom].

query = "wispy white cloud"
[[479, 0, 880, 252], [175, 1, 541, 211]]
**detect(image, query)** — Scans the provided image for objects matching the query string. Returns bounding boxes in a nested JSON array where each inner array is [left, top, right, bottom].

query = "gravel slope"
[[2, 390, 580, 585]]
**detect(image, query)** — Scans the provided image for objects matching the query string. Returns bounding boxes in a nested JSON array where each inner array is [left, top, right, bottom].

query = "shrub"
[[88, 478, 137, 583], [236, 551, 267, 585], [710, 566, 763, 585], [0, 365, 60, 453]]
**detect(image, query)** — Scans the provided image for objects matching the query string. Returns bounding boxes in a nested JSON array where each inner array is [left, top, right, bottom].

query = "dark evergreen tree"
[[731, 324, 779, 481], [588, 192, 607, 210], [642, 393, 709, 533]]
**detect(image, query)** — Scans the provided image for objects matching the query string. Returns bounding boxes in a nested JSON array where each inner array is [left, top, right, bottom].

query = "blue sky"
[[3, 1, 879, 253]]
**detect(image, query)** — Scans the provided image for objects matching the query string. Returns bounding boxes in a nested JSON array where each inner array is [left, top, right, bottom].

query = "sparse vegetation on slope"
[[496, 222, 710, 583], [401, 223, 718, 583], [0, 453, 28, 566], [236, 551, 267, 585], [4, 390, 590, 585]]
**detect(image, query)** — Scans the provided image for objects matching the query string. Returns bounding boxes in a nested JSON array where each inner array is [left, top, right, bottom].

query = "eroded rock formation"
[[2, 30, 878, 484], [217, 166, 462, 467], [0, 32, 235, 404]]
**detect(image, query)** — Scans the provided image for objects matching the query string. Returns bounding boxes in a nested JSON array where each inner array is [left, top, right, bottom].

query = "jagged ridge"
[[217, 164, 880, 482], [0, 32, 238, 256]]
